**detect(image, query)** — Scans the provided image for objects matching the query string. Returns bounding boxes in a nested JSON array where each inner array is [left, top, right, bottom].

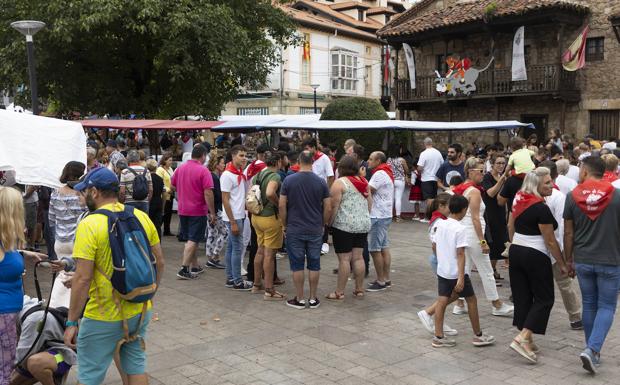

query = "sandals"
[[325, 291, 345, 300], [251, 284, 265, 294], [352, 290, 365, 298], [510, 335, 537, 363], [273, 278, 285, 286], [263, 288, 286, 301]]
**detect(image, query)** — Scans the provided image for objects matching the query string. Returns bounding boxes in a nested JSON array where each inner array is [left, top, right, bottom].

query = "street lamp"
[[11, 20, 45, 115], [310, 83, 320, 114]]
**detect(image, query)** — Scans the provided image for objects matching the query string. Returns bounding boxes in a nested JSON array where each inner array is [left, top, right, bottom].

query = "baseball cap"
[[73, 168, 120, 192]]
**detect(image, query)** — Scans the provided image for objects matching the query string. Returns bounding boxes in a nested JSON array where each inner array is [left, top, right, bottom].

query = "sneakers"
[[366, 281, 387, 292], [417, 310, 458, 336], [369, 280, 391, 287], [492, 303, 514, 317], [275, 252, 287, 260], [472, 333, 495, 347], [206, 259, 225, 269], [233, 280, 253, 291], [571, 320, 584, 330], [177, 269, 198, 280], [191, 266, 206, 275], [432, 336, 456, 348], [225, 279, 234, 288], [321, 243, 329, 255], [452, 303, 468, 315], [286, 297, 307, 309], [418, 218, 430, 223], [308, 298, 320, 309], [580, 347, 600, 374]]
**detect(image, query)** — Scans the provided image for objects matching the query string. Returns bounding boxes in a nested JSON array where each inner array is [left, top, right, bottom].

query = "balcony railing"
[[395, 64, 578, 103]]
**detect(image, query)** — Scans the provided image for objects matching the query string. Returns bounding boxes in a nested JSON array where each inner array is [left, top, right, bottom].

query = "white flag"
[[402, 43, 416, 89], [512, 26, 527, 81]]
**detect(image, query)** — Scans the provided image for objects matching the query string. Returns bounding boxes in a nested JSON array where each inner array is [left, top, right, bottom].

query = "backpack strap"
[[126, 168, 139, 177]]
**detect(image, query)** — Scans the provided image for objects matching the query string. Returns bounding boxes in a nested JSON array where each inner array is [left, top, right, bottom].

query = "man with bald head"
[[366, 151, 395, 292]]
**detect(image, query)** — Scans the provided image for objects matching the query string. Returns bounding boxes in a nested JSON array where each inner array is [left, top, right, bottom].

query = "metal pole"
[[313, 89, 317, 114], [26, 36, 39, 115]]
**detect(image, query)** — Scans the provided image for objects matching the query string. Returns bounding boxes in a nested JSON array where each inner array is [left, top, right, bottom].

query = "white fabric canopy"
[[0, 110, 87, 188], [214, 115, 532, 132]]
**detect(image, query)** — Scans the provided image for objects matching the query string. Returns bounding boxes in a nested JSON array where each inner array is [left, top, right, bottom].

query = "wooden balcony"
[[395, 64, 580, 106]]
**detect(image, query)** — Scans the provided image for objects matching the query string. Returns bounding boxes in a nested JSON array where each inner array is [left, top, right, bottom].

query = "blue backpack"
[[94, 206, 157, 303]]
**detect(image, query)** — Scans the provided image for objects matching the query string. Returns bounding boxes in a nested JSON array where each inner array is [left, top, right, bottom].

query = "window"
[[331, 51, 358, 92], [435, 53, 452, 75], [358, 9, 365, 21], [300, 107, 322, 115], [365, 65, 372, 90], [237, 107, 268, 116], [365, 46, 371, 55], [586, 37, 604, 62], [590, 110, 619, 140]]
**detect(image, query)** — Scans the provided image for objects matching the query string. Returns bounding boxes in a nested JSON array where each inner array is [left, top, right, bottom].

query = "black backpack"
[[127, 168, 149, 200]]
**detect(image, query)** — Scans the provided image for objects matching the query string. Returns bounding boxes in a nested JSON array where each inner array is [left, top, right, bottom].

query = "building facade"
[[378, 0, 620, 148], [222, 0, 413, 116]]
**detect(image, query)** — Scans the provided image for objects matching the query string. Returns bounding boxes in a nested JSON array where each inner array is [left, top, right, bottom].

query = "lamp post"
[[310, 83, 320, 114], [10, 20, 45, 115]]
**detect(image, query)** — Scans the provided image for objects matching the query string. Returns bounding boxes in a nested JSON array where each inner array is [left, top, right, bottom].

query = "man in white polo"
[[417, 137, 444, 222]]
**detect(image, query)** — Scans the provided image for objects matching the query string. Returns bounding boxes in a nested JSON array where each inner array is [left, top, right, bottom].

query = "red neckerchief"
[[429, 211, 447, 227], [246, 160, 266, 179], [313, 151, 325, 162], [452, 181, 484, 196], [182, 134, 191, 143], [602, 171, 618, 183], [346, 176, 369, 198], [510, 170, 527, 179], [571, 179, 615, 220], [289, 164, 300, 173], [512, 191, 544, 219], [372, 163, 394, 182], [553, 183, 560, 190], [225, 162, 246, 185]]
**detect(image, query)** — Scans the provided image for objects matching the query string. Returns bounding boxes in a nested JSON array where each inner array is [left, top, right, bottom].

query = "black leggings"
[[509, 244, 555, 334], [163, 199, 173, 234]]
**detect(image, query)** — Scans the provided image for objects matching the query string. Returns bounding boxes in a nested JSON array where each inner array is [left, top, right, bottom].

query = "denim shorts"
[[179, 215, 207, 243], [77, 311, 151, 385], [368, 217, 391, 252], [286, 232, 322, 271]]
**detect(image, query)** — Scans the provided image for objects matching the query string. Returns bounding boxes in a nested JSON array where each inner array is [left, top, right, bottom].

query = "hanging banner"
[[402, 43, 416, 89], [562, 25, 589, 71], [512, 26, 527, 81]]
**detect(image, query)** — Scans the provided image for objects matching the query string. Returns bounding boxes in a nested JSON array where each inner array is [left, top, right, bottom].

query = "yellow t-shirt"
[[73, 202, 160, 321], [508, 148, 536, 175]]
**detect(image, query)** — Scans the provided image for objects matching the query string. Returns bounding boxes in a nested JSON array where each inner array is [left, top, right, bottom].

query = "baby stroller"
[[11, 261, 76, 385]]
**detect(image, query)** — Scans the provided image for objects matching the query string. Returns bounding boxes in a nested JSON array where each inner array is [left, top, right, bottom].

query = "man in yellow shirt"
[[64, 168, 164, 385]]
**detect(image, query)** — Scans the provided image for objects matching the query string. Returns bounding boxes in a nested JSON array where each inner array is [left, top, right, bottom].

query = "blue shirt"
[[436, 161, 465, 186], [0, 250, 24, 314], [280, 172, 330, 235]]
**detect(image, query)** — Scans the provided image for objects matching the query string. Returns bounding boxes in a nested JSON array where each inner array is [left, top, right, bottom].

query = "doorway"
[[520, 114, 548, 145]]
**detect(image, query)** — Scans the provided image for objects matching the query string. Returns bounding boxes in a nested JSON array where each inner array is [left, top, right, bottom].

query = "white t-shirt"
[[417, 147, 444, 182], [545, 187, 566, 251], [368, 169, 394, 219], [220, 171, 247, 221], [312, 154, 334, 182], [181, 138, 194, 154], [432, 218, 468, 279], [556, 174, 577, 196], [566, 165, 580, 183], [612, 179, 620, 189]]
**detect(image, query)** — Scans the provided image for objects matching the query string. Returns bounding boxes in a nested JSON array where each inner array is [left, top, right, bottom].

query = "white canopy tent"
[[0, 110, 87, 188]]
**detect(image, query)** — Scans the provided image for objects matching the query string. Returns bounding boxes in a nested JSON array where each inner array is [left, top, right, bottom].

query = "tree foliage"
[[0, 0, 297, 117], [319, 97, 388, 156]]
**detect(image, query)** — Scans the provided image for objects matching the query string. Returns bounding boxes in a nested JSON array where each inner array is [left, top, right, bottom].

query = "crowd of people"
[[1, 128, 620, 385]]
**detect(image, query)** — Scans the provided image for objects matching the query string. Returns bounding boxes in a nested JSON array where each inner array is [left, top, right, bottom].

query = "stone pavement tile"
[[254, 343, 287, 356], [195, 360, 236, 375], [394, 356, 475, 385], [399, 373, 439, 385], [315, 367, 352, 382], [148, 350, 196, 371], [344, 339, 415, 364], [217, 353, 250, 366], [337, 376, 375, 385], [370, 365, 412, 378], [309, 341, 342, 353], [345, 365, 381, 379], [329, 348, 364, 361], [220, 370, 260, 385], [189, 373, 227, 385], [351, 355, 386, 370], [233, 360, 269, 375], [173, 364, 208, 377], [158, 373, 197, 385], [474, 366, 513, 381], [253, 369, 289, 383], [305, 325, 366, 346], [179, 339, 245, 360]]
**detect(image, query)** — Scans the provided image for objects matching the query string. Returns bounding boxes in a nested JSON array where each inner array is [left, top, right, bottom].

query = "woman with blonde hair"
[[451, 157, 513, 317], [0, 187, 45, 384]]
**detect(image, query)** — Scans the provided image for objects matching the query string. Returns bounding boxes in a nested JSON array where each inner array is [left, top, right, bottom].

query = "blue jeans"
[[225, 219, 245, 284], [286, 232, 322, 272], [575, 263, 620, 353]]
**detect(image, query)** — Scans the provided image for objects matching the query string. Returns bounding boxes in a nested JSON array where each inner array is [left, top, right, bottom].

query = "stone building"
[[377, 0, 620, 149]]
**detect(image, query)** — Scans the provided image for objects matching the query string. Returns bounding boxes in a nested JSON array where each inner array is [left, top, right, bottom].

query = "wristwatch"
[[479, 240, 488, 246], [65, 320, 78, 327]]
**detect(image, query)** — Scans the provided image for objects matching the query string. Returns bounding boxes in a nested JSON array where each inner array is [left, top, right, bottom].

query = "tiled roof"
[[378, 0, 589, 38], [292, 0, 383, 31], [329, 1, 371, 11], [367, 6, 397, 16], [286, 6, 382, 42]]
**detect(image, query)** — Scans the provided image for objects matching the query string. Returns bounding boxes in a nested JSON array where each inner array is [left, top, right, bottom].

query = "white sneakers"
[[417, 310, 458, 336], [452, 303, 468, 315], [321, 243, 329, 255], [492, 302, 514, 317]]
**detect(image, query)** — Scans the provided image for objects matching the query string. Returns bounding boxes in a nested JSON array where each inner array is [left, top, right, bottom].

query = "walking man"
[[64, 167, 164, 385], [221, 145, 252, 290], [172, 145, 216, 279], [417, 138, 444, 222], [366, 151, 395, 292], [279, 151, 331, 309], [564, 156, 620, 374]]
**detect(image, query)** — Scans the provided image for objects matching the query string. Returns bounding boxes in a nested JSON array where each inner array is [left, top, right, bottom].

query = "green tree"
[[0, 0, 297, 117], [319, 97, 389, 156]]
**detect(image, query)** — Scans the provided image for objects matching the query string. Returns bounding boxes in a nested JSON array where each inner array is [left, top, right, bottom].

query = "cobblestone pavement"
[[27, 219, 620, 384]]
